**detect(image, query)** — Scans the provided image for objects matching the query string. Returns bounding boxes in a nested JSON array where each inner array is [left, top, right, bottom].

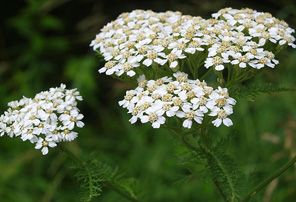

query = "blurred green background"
[[0, 0, 296, 201]]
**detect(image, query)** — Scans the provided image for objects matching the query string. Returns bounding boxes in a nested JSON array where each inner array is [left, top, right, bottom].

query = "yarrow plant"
[[0, 7, 295, 202], [89, 7, 296, 202], [90, 7, 295, 129], [0, 84, 84, 155]]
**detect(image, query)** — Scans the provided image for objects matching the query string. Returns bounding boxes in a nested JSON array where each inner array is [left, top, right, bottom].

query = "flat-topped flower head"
[[212, 7, 296, 48], [0, 84, 84, 155], [92, 8, 295, 80], [91, 10, 210, 77], [119, 72, 236, 128], [203, 17, 287, 71]]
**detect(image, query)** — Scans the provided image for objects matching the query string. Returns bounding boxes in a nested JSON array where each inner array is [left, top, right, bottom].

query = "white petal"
[[129, 116, 138, 124], [223, 118, 233, 127], [194, 116, 202, 124], [77, 121, 85, 128], [239, 63, 246, 68], [41, 147, 49, 155], [152, 122, 161, 128], [215, 65, 224, 71], [182, 119, 192, 129], [212, 118, 222, 127], [127, 71, 136, 77], [98, 67, 106, 73], [143, 59, 152, 67], [170, 61, 178, 68], [140, 116, 149, 123], [48, 142, 57, 148]]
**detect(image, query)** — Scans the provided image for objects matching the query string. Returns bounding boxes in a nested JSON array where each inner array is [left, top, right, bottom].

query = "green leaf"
[[182, 135, 243, 202], [230, 84, 296, 100], [73, 157, 140, 202]]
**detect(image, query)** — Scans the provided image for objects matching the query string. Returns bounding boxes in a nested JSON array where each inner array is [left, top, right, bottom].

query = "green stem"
[[59, 145, 84, 165], [168, 129, 234, 202], [242, 155, 296, 202], [59, 146, 138, 202], [104, 181, 138, 202], [181, 135, 236, 202], [200, 68, 213, 81]]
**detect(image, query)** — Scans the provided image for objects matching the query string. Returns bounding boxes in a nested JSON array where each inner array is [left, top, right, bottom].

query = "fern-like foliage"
[[182, 135, 243, 202], [201, 146, 241, 202], [75, 160, 103, 202], [230, 84, 296, 100], [74, 157, 140, 202]]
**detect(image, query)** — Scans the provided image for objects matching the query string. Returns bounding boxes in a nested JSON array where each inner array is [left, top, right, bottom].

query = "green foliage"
[[74, 156, 139, 202], [181, 134, 244, 202], [230, 84, 296, 101], [75, 161, 103, 202], [202, 148, 240, 202], [1, 0, 296, 202]]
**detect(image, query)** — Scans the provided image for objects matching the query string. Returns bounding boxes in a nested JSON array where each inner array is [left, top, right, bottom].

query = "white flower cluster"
[[90, 8, 295, 77], [212, 8, 296, 48], [90, 10, 210, 77], [119, 72, 236, 129], [0, 84, 84, 155], [205, 7, 295, 71]]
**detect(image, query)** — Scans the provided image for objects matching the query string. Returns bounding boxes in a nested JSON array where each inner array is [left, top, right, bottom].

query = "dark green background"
[[0, 0, 296, 201]]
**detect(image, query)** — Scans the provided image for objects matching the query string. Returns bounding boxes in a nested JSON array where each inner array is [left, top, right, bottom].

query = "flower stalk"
[[242, 155, 296, 202]]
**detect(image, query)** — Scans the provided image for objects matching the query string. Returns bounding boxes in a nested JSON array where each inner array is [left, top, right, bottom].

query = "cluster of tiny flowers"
[[212, 8, 296, 48], [0, 84, 84, 155], [91, 8, 295, 76], [205, 8, 295, 71], [119, 72, 236, 129], [90, 10, 210, 76]]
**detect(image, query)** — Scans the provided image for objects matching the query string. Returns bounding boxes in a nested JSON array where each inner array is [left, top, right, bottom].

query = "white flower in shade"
[[142, 50, 167, 67], [0, 84, 84, 155], [230, 53, 253, 68], [206, 87, 236, 110], [59, 110, 84, 130], [205, 56, 229, 71], [62, 129, 78, 142], [140, 102, 166, 128], [163, 49, 186, 68], [98, 61, 118, 75], [164, 104, 179, 117], [176, 105, 204, 129], [173, 72, 188, 82], [191, 96, 209, 113], [35, 137, 57, 155], [184, 38, 205, 54], [210, 107, 233, 127]]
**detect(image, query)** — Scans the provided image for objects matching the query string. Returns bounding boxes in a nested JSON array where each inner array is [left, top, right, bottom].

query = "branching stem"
[[242, 155, 296, 202], [181, 135, 236, 202]]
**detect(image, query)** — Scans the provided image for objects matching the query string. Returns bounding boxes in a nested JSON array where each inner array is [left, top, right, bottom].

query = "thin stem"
[[200, 68, 213, 81], [181, 135, 233, 202], [170, 130, 230, 202], [59, 145, 84, 165], [104, 181, 138, 202], [242, 155, 296, 202]]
